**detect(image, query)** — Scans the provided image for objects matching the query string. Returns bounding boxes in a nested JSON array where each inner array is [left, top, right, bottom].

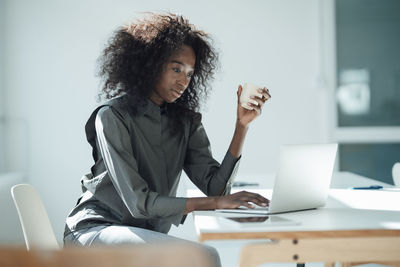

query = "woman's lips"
[[171, 89, 183, 98]]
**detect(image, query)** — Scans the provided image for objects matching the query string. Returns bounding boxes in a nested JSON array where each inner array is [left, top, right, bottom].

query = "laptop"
[[218, 143, 338, 215]]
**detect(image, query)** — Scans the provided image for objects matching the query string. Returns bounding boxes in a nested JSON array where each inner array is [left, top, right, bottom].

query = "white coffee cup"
[[240, 83, 263, 110]]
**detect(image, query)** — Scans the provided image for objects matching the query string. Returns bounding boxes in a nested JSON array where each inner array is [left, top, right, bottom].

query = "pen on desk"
[[232, 182, 260, 187], [351, 185, 383, 190]]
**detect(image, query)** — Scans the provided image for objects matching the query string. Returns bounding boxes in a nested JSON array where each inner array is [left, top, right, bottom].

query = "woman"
[[64, 13, 271, 265]]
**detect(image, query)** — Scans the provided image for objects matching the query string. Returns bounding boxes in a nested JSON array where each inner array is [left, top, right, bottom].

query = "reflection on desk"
[[221, 215, 300, 228], [226, 216, 269, 223]]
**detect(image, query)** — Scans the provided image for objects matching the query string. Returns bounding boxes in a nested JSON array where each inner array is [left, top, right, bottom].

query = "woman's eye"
[[172, 68, 181, 73]]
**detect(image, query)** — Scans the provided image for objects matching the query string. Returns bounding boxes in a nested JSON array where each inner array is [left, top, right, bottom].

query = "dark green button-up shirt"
[[64, 95, 240, 237]]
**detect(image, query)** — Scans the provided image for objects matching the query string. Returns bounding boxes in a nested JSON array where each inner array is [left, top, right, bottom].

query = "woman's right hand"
[[216, 191, 269, 209], [185, 191, 269, 214]]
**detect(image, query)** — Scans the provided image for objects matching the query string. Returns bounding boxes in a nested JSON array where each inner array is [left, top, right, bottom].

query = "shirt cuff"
[[152, 196, 187, 226], [219, 151, 241, 195]]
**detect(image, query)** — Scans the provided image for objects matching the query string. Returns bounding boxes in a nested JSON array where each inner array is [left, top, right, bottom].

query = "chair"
[[11, 184, 59, 250], [8, 184, 214, 267]]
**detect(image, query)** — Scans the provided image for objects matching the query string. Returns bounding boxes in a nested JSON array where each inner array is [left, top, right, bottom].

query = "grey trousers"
[[64, 225, 221, 267]]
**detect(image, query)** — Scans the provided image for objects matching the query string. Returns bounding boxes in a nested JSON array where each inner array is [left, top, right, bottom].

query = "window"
[[322, 0, 400, 184]]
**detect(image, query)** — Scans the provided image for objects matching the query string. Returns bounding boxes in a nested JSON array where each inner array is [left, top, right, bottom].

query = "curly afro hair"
[[97, 13, 218, 133]]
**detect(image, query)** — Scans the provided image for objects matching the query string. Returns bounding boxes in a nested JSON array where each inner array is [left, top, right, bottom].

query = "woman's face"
[[151, 45, 196, 106]]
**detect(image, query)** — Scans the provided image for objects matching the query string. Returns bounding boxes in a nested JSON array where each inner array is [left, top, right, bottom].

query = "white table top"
[[190, 172, 400, 240]]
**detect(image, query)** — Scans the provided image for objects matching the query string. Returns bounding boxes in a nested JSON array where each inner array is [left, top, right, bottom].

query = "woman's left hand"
[[236, 84, 271, 127]]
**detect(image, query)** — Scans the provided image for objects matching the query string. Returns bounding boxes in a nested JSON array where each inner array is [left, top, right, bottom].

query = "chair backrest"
[[11, 184, 59, 250]]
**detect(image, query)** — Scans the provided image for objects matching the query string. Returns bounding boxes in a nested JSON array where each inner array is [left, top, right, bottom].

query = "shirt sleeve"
[[95, 106, 187, 226], [183, 116, 241, 196]]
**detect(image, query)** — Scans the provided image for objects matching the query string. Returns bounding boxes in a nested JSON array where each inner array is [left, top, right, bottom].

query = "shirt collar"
[[145, 99, 163, 117], [118, 94, 168, 118], [137, 97, 168, 118]]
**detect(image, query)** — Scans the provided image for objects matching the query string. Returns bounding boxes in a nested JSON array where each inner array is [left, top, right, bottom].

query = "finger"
[[250, 96, 264, 106], [237, 84, 243, 96], [248, 200, 267, 207], [262, 87, 271, 95], [260, 196, 270, 204], [251, 197, 270, 206], [255, 193, 269, 201], [247, 100, 260, 108], [240, 192, 265, 201], [241, 201, 255, 209], [250, 192, 269, 201], [247, 102, 262, 114], [258, 88, 271, 100], [246, 193, 270, 206]]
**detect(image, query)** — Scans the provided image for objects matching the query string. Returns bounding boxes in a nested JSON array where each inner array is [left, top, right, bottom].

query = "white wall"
[[1, 0, 331, 244], [0, 173, 25, 244]]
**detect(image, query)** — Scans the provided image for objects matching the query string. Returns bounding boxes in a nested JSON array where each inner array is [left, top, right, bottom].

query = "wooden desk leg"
[[325, 262, 335, 267]]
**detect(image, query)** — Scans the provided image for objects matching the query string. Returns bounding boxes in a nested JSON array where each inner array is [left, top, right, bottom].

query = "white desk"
[[193, 193, 400, 241], [189, 172, 400, 266]]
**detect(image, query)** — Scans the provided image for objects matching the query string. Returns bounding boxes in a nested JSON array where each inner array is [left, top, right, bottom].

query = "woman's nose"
[[177, 74, 190, 88]]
